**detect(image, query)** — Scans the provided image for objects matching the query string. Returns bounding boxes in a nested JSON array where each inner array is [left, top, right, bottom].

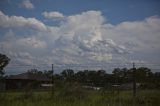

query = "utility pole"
[[51, 64, 54, 96], [133, 62, 136, 97]]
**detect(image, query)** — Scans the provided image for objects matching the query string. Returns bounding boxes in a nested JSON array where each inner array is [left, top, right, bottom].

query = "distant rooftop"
[[6, 72, 52, 82]]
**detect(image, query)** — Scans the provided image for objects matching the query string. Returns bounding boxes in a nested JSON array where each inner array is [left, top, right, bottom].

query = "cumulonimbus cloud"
[[0, 10, 160, 70]]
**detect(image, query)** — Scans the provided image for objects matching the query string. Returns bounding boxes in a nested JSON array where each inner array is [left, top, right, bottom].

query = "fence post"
[[133, 63, 136, 97]]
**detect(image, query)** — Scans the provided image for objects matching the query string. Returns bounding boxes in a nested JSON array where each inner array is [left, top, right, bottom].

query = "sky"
[[0, 0, 160, 74]]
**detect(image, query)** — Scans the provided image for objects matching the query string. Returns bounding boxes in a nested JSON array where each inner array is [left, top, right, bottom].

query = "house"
[[119, 83, 141, 90], [5, 72, 52, 90], [83, 85, 102, 90]]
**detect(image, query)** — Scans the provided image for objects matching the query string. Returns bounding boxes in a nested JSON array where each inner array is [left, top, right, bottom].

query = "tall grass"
[[0, 89, 160, 106]]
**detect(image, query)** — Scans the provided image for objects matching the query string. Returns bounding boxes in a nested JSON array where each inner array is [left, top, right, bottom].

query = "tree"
[[28, 69, 53, 78], [0, 53, 10, 77], [28, 69, 42, 74], [136, 67, 152, 83], [112, 68, 121, 84], [44, 70, 53, 78], [61, 69, 74, 82], [75, 71, 86, 83]]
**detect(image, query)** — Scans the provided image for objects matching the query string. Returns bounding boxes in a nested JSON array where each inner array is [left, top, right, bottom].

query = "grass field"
[[0, 88, 160, 106]]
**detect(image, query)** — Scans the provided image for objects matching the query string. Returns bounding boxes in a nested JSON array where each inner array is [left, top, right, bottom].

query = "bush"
[[55, 82, 88, 102]]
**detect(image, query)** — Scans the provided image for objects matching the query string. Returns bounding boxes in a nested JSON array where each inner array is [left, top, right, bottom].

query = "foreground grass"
[[0, 89, 160, 106]]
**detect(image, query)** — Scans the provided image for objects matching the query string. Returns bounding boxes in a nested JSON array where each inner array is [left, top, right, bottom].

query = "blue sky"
[[1, 0, 160, 24], [0, 0, 160, 74]]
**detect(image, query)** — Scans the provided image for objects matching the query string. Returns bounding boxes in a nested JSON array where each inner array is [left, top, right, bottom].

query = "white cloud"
[[16, 58, 33, 65], [16, 37, 47, 49], [1, 10, 160, 72], [42, 11, 64, 19], [20, 0, 34, 9], [102, 16, 160, 51], [0, 11, 47, 31], [59, 11, 105, 51], [92, 53, 112, 61], [3, 30, 15, 41], [19, 52, 33, 59]]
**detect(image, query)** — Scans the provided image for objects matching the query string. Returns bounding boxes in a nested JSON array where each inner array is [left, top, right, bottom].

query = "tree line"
[[27, 67, 160, 89], [0, 53, 160, 89]]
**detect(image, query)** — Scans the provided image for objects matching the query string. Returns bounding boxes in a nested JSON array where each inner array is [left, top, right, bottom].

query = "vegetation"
[[1, 53, 160, 106], [0, 53, 10, 78], [0, 53, 10, 91], [0, 88, 160, 106], [22, 67, 160, 91], [56, 68, 160, 89]]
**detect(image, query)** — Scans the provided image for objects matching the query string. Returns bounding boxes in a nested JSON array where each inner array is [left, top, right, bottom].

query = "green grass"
[[0, 89, 160, 106]]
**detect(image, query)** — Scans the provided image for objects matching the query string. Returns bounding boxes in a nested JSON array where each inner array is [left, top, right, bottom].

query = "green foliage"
[[0, 53, 10, 77], [61, 69, 74, 82], [28, 69, 43, 75], [16, 67, 160, 90], [58, 86, 86, 101], [27, 69, 53, 78], [54, 80, 88, 102], [0, 90, 160, 106]]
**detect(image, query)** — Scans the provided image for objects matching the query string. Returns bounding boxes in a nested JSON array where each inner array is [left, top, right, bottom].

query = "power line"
[[6, 64, 160, 68], [5, 62, 160, 71]]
